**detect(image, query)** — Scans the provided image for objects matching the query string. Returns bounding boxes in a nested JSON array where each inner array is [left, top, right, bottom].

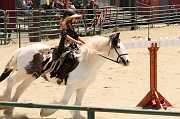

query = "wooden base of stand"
[[137, 90, 172, 109]]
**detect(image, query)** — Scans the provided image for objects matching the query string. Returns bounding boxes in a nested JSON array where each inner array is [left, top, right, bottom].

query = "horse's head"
[[108, 32, 130, 66]]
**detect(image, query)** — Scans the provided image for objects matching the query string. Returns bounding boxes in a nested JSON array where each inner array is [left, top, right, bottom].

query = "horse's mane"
[[77, 35, 110, 62], [83, 35, 109, 49]]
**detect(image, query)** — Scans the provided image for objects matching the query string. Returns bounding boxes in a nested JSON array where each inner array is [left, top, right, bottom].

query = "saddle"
[[50, 48, 80, 85]]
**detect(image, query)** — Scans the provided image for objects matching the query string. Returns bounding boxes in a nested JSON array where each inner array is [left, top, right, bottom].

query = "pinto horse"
[[0, 33, 130, 119]]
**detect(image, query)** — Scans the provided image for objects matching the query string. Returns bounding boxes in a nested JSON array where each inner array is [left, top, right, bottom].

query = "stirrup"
[[49, 59, 61, 73], [56, 78, 64, 85]]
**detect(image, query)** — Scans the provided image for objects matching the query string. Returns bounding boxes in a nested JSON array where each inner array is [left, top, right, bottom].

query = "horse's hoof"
[[73, 115, 86, 119], [40, 108, 57, 117], [4, 109, 13, 115]]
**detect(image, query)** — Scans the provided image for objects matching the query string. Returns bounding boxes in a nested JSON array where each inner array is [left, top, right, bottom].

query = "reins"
[[98, 47, 128, 64]]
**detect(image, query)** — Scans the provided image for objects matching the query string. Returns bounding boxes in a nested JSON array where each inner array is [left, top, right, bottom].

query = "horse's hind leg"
[[40, 85, 75, 117], [11, 75, 34, 102], [0, 71, 22, 100], [3, 75, 34, 118], [1, 72, 24, 119]]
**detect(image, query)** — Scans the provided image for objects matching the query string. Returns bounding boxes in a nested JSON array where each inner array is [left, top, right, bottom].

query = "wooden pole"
[[137, 42, 172, 109]]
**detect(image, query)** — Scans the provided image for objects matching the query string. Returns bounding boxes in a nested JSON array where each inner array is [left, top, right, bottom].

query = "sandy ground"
[[1, 25, 180, 119]]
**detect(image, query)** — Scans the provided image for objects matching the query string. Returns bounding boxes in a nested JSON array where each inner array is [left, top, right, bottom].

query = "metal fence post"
[[93, 8, 96, 35], [123, 9, 125, 24], [151, 6, 154, 28], [114, 8, 118, 31], [4, 10, 7, 45], [18, 23, 21, 48], [87, 109, 95, 119], [38, 9, 41, 41], [99, 9, 102, 35], [135, 6, 138, 29]]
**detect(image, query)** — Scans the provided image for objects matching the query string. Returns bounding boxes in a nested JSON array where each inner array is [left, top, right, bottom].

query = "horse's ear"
[[109, 32, 120, 39], [115, 32, 120, 39]]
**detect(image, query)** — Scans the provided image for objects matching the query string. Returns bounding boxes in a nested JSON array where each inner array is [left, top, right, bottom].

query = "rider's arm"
[[66, 35, 83, 45], [65, 26, 85, 46], [78, 37, 86, 44]]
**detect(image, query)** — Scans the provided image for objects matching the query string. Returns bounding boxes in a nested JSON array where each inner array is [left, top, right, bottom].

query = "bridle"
[[98, 46, 128, 64]]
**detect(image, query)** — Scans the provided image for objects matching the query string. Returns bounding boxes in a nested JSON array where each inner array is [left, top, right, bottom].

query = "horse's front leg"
[[72, 88, 87, 119], [40, 85, 75, 117]]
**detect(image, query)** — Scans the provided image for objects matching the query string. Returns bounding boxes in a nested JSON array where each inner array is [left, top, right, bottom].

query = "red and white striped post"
[[137, 42, 172, 109]]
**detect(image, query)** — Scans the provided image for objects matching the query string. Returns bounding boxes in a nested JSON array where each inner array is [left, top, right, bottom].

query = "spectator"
[[0, 9, 5, 39], [0, 10, 4, 29], [22, 0, 33, 10], [74, 1, 83, 9], [0, 10, 12, 43], [53, 0, 64, 10], [66, 1, 76, 11], [27, 0, 33, 8], [85, 0, 99, 26]]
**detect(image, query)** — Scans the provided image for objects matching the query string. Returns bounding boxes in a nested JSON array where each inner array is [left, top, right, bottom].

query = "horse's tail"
[[0, 68, 13, 82], [0, 50, 18, 82]]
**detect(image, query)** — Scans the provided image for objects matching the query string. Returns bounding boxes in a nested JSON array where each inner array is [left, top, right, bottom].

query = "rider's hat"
[[90, 0, 95, 2], [63, 10, 82, 21]]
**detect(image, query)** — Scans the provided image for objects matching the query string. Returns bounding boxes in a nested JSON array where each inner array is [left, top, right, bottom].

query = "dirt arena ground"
[[1, 25, 180, 119]]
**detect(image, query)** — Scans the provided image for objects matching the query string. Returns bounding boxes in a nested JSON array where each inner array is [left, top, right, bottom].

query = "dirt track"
[[0, 25, 180, 119]]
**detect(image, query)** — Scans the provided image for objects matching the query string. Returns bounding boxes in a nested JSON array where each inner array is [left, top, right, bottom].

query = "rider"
[[51, 10, 85, 83]]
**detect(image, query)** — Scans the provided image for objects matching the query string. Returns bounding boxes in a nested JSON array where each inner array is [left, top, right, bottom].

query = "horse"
[[0, 32, 130, 119]]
